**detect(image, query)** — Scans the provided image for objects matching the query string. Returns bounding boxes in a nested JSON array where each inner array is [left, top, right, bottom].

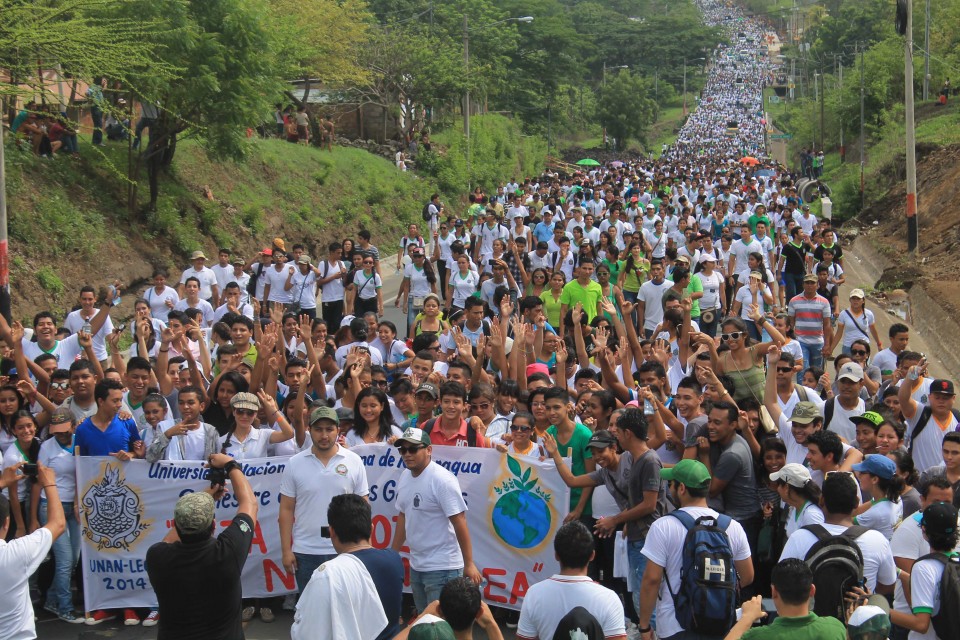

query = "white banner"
[[76, 446, 569, 611]]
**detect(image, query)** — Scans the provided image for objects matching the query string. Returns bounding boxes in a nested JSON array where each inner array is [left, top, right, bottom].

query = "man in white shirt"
[[779, 471, 896, 594], [638, 459, 754, 640], [179, 250, 220, 305], [727, 222, 764, 279], [210, 248, 235, 297], [64, 286, 114, 365], [0, 464, 67, 635], [391, 427, 481, 612], [516, 520, 627, 640], [280, 406, 369, 593], [636, 260, 672, 338]]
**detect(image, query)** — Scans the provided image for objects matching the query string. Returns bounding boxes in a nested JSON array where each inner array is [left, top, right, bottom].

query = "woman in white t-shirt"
[[694, 254, 725, 337], [853, 454, 904, 540], [492, 412, 545, 460], [350, 256, 383, 317], [510, 216, 532, 247], [1, 411, 40, 539], [345, 388, 402, 446], [774, 313, 804, 370], [772, 463, 825, 538], [834, 290, 882, 355], [142, 269, 179, 322], [732, 273, 774, 341], [374, 320, 415, 382], [446, 254, 480, 312], [396, 249, 438, 340], [219, 391, 294, 459]]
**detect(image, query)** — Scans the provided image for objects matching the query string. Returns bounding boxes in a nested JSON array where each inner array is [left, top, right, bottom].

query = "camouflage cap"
[[790, 401, 822, 425], [47, 408, 75, 433], [174, 491, 216, 535]]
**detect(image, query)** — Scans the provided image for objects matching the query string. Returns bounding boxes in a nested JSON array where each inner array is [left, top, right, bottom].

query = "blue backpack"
[[664, 510, 739, 635]]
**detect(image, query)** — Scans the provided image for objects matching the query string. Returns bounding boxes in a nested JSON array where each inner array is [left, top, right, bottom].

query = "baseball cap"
[[395, 427, 431, 447], [454, 219, 464, 226], [837, 362, 865, 382], [630, 196, 639, 202], [47, 408, 74, 433], [335, 408, 355, 424], [802, 273, 818, 283], [586, 430, 618, 449], [847, 595, 891, 640], [416, 382, 439, 399], [852, 453, 897, 480], [769, 463, 812, 488], [261, 248, 273, 256], [174, 491, 216, 535], [273, 237, 286, 251], [790, 401, 822, 424], [190, 250, 207, 261], [231, 256, 245, 266], [660, 459, 711, 489], [699, 253, 717, 264], [851, 410, 885, 428], [339, 314, 356, 328], [309, 405, 340, 426], [646, 203, 655, 210], [930, 379, 956, 395], [526, 363, 550, 378], [230, 392, 260, 412], [297, 255, 312, 265], [920, 501, 959, 536], [849, 288, 866, 299], [407, 615, 455, 640]]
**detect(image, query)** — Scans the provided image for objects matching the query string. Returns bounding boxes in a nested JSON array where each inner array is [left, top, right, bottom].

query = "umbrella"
[[576, 158, 601, 166], [739, 156, 760, 166], [609, 161, 624, 168], [754, 169, 776, 178]]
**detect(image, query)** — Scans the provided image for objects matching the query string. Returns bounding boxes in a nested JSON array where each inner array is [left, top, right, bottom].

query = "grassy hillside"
[[4, 138, 439, 321]]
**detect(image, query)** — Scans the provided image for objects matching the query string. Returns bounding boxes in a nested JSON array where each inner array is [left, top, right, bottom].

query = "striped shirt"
[[788, 293, 831, 345]]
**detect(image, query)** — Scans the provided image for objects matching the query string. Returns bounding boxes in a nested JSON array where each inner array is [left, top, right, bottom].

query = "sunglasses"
[[363, 261, 374, 265], [776, 367, 794, 373], [397, 445, 425, 455], [234, 408, 256, 416], [471, 402, 491, 411], [720, 331, 744, 341], [372, 379, 388, 387], [510, 424, 533, 432], [851, 350, 868, 356], [50, 381, 69, 390]]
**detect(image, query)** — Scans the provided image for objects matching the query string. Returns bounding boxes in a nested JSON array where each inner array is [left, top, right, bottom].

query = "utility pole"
[[857, 42, 867, 211], [905, 0, 919, 255], [0, 118, 10, 323], [813, 71, 819, 148], [839, 59, 845, 162], [923, 0, 930, 101], [463, 13, 471, 190], [819, 69, 825, 151]]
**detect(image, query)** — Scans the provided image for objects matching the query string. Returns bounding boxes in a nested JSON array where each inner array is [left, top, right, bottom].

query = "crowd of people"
[[2, 1, 958, 640]]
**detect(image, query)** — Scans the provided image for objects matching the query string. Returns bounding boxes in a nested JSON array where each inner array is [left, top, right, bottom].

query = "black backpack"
[[422, 202, 433, 222], [422, 417, 477, 446], [801, 524, 867, 621], [915, 552, 960, 640], [246, 261, 264, 298]]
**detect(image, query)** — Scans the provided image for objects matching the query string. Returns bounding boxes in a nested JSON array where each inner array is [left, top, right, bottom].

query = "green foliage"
[[597, 70, 659, 149], [428, 114, 547, 193], [36, 267, 65, 298]]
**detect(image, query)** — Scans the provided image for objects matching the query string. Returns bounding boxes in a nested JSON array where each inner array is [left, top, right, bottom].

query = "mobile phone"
[[321, 526, 331, 538], [488, 259, 496, 266], [116, 323, 127, 333], [21, 463, 38, 477]]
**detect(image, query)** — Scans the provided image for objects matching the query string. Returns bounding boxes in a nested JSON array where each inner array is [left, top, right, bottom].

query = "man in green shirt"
[[747, 204, 772, 235], [725, 558, 845, 640], [559, 260, 603, 337], [543, 387, 595, 522]]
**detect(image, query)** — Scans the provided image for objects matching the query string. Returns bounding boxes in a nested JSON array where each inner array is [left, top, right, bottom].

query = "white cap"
[[339, 314, 356, 328], [838, 361, 865, 382], [769, 463, 812, 488]]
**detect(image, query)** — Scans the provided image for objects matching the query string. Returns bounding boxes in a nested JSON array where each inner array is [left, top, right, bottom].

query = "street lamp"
[[683, 57, 706, 116], [463, 15, 533, 189], [601, 63, 628, 149]]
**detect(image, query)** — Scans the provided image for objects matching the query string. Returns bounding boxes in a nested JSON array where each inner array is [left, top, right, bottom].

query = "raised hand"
[[257, 389, 279, 416]]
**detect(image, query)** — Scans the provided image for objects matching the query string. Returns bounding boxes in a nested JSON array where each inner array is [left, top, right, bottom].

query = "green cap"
[[408, 615, 456, 640], [790, 401, 822, 425], [851, 411, 885, 428], [309, 405, 339, 426], [174, 492, 215, 535], [660, 459, 711, 489]]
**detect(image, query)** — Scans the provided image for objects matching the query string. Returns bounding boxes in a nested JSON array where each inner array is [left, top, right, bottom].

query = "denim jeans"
[[294, 552, 336, 593], [627, 537, 655, 629], [39, 500, 81, 614], [406, 298, 423, 337], [409, 568, 462, 613], [90, 106, 103, 145], [783, 272, 804, 302], [799, 341, 824, 372]]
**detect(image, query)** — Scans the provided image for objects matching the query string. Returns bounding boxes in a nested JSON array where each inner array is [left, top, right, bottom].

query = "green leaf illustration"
[[522, 467, 531, 483], [507, 455, 522, 478], [525, 478, 538, 491]]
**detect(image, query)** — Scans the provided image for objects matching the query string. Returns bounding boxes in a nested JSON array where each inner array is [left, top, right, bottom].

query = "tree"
[[596, 70, 658, 150]]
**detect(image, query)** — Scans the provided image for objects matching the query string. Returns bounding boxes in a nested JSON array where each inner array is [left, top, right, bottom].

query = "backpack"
[[915, 552, 960, 639], [552, 606, 603, 640], [664, 510, 739, 635], [422, 202, 433, 223], [908, 406, 960, 456], [246, 262, 264, 298], [801, 524, 867, 621]]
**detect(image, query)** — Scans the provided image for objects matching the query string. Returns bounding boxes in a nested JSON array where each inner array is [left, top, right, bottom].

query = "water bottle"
[[644, 397, 656, 416], [82, 320, 92, 335]]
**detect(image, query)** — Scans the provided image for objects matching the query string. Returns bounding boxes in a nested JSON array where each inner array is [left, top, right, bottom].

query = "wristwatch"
[[223, 460, 242, 476]]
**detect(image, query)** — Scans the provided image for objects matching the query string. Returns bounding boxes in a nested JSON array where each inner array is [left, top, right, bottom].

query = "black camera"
[[207, 466, 227, 487], [21, 463, 39, 477]]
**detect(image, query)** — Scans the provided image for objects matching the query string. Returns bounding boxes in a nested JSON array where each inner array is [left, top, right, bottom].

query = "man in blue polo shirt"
[[75, 379, 143, 459]]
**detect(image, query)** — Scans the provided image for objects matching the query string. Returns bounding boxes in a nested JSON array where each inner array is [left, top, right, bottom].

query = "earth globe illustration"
[[492, 487, 551, 549]]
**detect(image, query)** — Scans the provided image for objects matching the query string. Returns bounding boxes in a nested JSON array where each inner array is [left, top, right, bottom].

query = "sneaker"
[[123, 609, 140, 626], [241, 606, 255, 622], [282, 594, 297, 611], [142, 610, 159, 627], [59, 611, 84, 624], [43, 602, 59, 617], [85, 610, 116, 625], [260, 607, 275, 623]]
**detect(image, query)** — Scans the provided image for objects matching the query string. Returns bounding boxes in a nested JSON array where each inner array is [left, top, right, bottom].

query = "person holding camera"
[[0, 462, 66, 639], [145, 452, 257, 640]]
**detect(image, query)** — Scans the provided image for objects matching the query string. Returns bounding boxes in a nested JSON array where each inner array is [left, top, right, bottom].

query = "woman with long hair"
[[341, 238, 356, 262], [772, 462, 824, 538], [347, 387, 402, 446], [732, 270, 775, 342], [526, 268, 549, 298], [203, 371, 250, 436], [887, 449, 921, 517], [2, 410, 41, 540], [350, 253, 383, 318], [0, 384, 28, 454], [413, 293, 448, 337], [596, 263, 624, 323], [395, 248, 437, 339], [447, 254, 480, 313], [706, 311, 783, 403]]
